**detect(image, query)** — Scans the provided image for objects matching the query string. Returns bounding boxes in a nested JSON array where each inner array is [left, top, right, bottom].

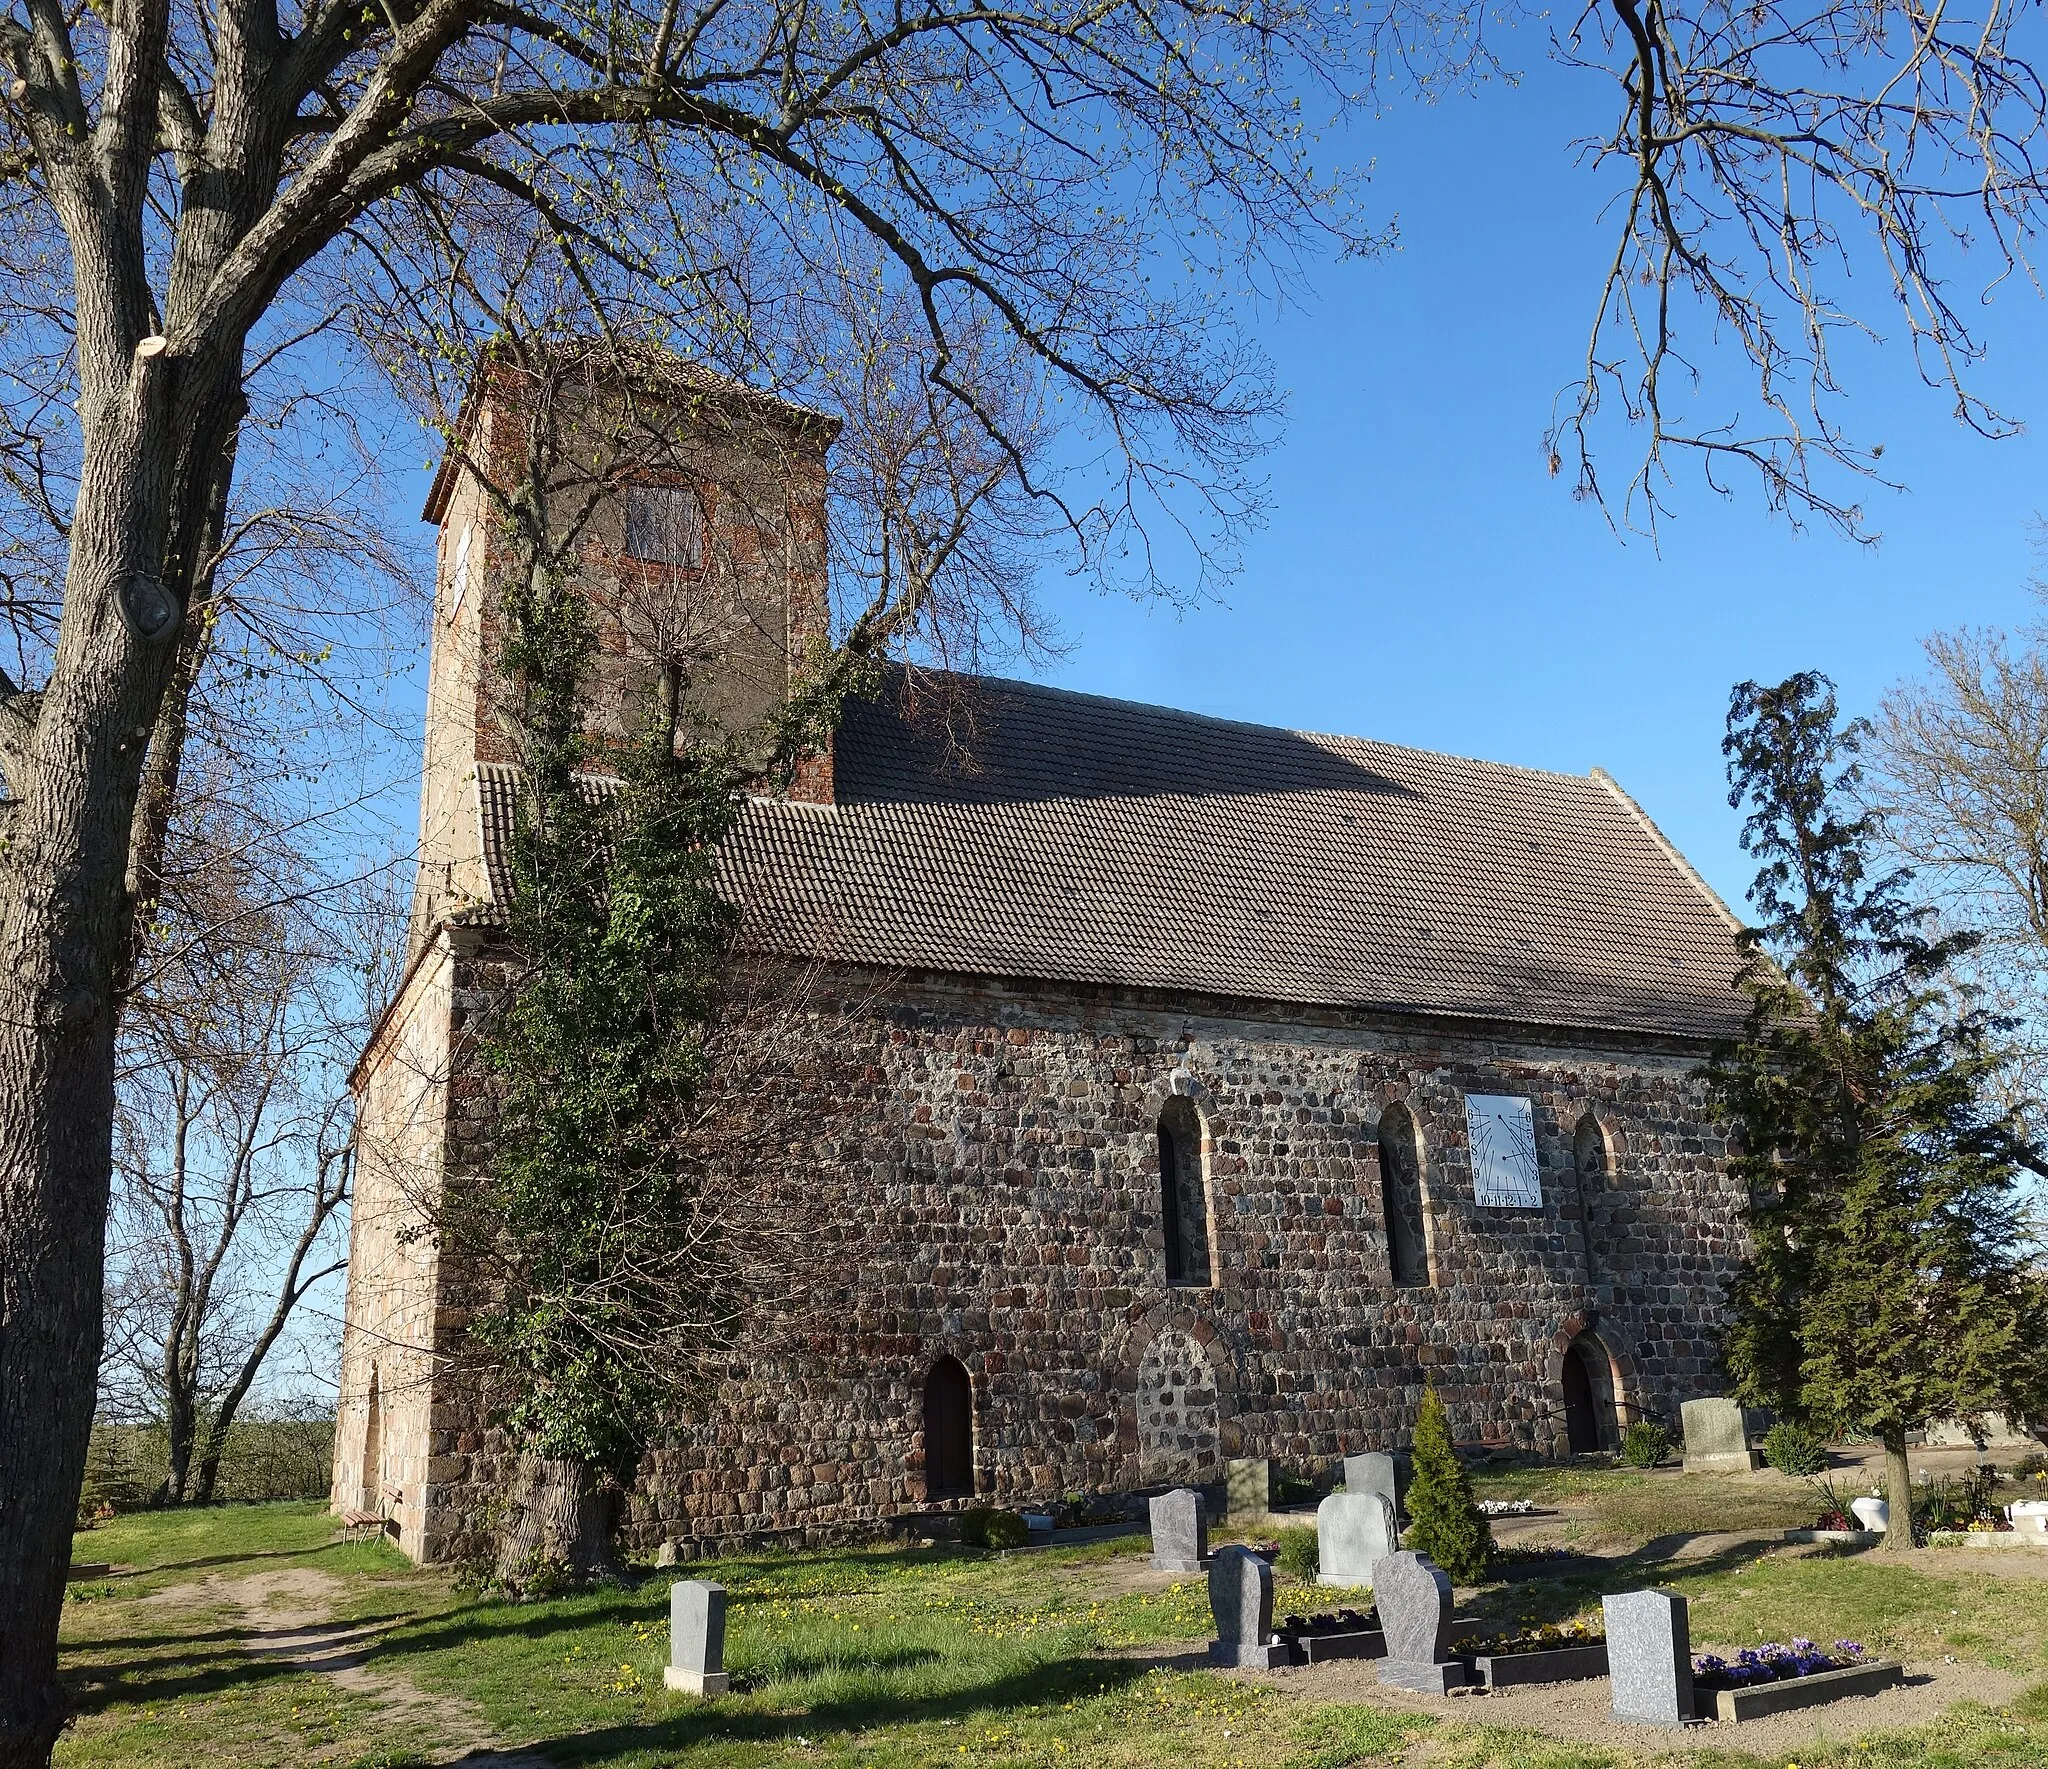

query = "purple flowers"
[[1690, 1639, 1863, 1689]]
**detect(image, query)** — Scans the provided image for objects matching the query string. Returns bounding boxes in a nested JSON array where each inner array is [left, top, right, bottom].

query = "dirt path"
[[157, 1566, 553, 1768]]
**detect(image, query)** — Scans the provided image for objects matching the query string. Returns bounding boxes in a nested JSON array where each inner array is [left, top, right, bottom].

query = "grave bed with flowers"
[[1452, 1620, 1608, 1689], [1691, 1639, 1903, 1722]]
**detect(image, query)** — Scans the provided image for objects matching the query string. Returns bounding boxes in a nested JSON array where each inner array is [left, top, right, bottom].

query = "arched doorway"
[[1561, 1332, 1620, 1454], [923, 1357, 974, 1499]]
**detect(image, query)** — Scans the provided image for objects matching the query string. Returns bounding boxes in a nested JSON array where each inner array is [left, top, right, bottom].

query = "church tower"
[[406, 352, 839, 954], [334, 353, 838, 1560]]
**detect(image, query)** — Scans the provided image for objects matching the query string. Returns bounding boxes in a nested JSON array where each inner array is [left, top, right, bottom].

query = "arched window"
[[1561, 1331, 1621, 1454], [923, 1356, 974, 1499], [1379, 1102, 1429, 1288], [1157, 1098, 1212, 1286], [1572, 1114, 1610, 1281]]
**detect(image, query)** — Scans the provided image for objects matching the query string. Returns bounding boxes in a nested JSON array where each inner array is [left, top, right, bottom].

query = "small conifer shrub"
[[1403, 1387, 1493, 1583], [1619, 1420, 1671, 1468], [1762, 1421, 1829, 1477], [983, 1511, 1031, 1550]]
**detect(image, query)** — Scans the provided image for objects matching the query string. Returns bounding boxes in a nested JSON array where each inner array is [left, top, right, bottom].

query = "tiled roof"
[[475, 672, 1751, 1040]]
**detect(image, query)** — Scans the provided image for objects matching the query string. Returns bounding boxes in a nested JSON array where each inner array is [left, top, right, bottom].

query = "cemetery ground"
[[52, 1454, 2048, 1769]]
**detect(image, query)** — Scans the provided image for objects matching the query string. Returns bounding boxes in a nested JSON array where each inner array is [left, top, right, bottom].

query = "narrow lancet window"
[[1380, 1102, 1429, 1288], [1573, 1114, 1610, 1281], [1157, 1097, 1212, 1286]]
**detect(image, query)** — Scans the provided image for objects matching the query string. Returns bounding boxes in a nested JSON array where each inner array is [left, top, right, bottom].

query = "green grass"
[[1469, 1466, 1819, 1542], [49, 1498, 2048, 1768]]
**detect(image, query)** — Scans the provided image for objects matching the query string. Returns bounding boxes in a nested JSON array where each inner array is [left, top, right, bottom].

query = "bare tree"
[[1552, 0, 2048, 533], [1868, 615, 2048, 1126], [436, 953, 871, 1583], [107, 963, 355, 1505], [0, 8, 1390, 1746], [1876, 622, 2048, 946]]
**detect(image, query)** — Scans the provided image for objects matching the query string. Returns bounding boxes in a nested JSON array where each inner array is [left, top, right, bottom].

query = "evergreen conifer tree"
[[1402, 1387, 1492, 1583], [1710, 672, 2048, 1550]]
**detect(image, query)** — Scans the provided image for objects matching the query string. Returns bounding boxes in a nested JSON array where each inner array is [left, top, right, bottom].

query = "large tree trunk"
[[0, 334, 244, 1763], [495, 1458, 617, 1590], [1881, 1427, 1916, 1552]]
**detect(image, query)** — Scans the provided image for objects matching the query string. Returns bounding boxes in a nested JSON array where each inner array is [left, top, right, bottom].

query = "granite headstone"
[[1680, 1398, 1760, 1473], [1371, 1551, 1468, 1693], [1343, 1451, 1403, 1518], [1226, 1457, 1271, 1517], [1149, 1487, 1208, 1573], [1206, 1544, 1280, 1668], [1315, 1491, 1398, 1588], [664, 1579, 730, 1695], [1603, 1588, 1693, 1726]]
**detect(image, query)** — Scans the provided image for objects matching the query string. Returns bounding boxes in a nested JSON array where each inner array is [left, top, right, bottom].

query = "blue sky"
[[1016, 46, 2048, 919]]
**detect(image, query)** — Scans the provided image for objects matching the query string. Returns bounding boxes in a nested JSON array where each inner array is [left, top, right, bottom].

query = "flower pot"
[[1850, 1497, 1890, 1532]]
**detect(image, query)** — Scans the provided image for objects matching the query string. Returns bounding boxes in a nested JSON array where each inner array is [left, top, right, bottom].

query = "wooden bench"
[[339, 1508, 387, 1539]]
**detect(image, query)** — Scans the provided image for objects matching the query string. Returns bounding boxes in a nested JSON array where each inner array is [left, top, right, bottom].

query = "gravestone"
[[1206, 1544, 1280, 1668], [1603, 1588, 1693, 1726], [1227, 1457, 1270, 1516], [1315, 1492, 1398, 1588], [1371, 1551, 1468, 1693], [1680, 1398, 1760, 1473], [664, 1579, 730, 1695], [1343, 1450, 1403, 1520], [1149, 1487, 1208, 1573], [1925, 1413, 2037, 1448]]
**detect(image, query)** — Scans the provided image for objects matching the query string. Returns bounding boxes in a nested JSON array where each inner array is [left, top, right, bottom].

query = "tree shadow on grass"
[[732, 1644, 944, 1687], [64, 1644, 311, 1715], [120, 1541, 380, 1578], [506, 1647, 1166, 1765], [356, 1602, 647, 1667], [1473, 1537, 1779, 1630], [77, 1610, 415, 1657]]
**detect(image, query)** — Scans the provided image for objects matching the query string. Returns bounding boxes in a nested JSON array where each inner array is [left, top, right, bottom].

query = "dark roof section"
[[475, 673, 1751, 1039]]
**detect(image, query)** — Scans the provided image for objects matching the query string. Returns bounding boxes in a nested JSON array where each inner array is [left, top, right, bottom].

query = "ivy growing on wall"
[[449, 529, 856, 1507]]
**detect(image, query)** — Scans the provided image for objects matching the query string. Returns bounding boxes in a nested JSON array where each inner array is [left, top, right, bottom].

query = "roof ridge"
[[927, 666, 1613, 788]]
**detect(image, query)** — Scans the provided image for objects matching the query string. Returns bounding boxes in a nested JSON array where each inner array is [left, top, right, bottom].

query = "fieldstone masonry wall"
[[339, 957, 1747, 1562]]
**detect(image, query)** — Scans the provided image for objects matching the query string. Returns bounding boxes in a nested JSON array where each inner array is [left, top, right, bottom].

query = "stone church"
[[331, 365, 1752, 1563]]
